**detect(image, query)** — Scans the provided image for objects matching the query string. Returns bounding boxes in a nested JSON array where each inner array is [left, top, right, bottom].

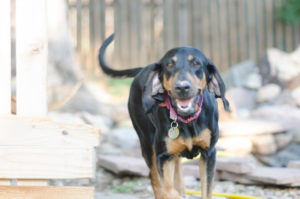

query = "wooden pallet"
[[0, 0, 100, 198], [0, 115, 99, 199]]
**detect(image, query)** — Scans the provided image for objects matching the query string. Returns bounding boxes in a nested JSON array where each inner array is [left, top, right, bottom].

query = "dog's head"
[[143, 47, 229, 116]]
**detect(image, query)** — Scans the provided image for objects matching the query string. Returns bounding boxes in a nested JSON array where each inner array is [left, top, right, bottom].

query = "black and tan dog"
[[99, 34, 229, 199]]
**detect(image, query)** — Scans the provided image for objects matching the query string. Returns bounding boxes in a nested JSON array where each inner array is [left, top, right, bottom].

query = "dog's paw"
[[162, 189, 184, 199]]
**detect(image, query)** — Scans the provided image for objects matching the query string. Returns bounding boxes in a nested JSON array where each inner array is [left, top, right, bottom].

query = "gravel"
[[48, 111, 300, 199], [90, 168, 300, 199]]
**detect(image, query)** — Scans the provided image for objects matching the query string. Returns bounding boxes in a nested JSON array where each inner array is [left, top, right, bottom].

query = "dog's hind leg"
[[173, 157, 185, 196], [150, 151, 163, 199], [199, 148, 216, 199]]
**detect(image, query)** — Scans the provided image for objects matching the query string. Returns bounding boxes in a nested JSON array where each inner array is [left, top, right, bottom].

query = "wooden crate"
[[0, 0, 99, 198]]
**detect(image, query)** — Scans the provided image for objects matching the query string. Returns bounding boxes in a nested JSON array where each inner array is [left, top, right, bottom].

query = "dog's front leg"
[[199, 148, 216, 199], [173, 156, 185, 196], [155, 153, 184, 199]]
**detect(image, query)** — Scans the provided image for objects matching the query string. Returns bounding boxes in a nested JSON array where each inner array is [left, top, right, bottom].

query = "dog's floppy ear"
[[206, 59, 230, 112], [142, 63, 164, 113]]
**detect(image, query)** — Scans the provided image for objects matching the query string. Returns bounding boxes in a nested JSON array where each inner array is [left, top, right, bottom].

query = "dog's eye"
[[167, 63, 173, 68]]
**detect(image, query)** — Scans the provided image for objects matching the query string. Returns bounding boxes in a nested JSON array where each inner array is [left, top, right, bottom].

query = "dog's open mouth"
[[173, 96, 200, 116], [176, 98, 194, 111]]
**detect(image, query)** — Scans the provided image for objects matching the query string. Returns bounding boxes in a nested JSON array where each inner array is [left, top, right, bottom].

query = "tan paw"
[[162, 189, 184, 199]]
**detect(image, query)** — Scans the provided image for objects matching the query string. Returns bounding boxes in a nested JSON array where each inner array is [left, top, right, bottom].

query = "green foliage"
[[107, 78, 133, 97], [111, 181, 137, 193], [279, 0, 300, 25]]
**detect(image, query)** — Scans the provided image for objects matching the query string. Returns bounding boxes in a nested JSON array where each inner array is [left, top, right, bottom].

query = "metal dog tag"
[[168, 127, 179, 139]]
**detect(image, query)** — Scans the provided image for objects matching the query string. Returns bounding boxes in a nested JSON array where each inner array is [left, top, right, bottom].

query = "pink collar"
[[163, 92, 203, 123]]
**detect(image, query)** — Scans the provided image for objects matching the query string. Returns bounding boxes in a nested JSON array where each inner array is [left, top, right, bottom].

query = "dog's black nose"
[[175, 81, 191, 94]]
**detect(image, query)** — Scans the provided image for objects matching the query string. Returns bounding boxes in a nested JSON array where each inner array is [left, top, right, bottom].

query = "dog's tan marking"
[[188, 55, 194, 61], [151, 148, 184, 199], [166, 138, 189, 155], [172, 56, 177, 63], [174, 157, 185, 196], [199, 156, 208, 199], [163, 72, 178, 91], [187, 72, 207, 94], [151, 148, 163, 199], [166, 128, 211, 155], [194, 104, 199, 112], [187, 73, 201, 90], [163, 160, 175, 191], [193, 128, 211, 149], [162, 159, 184, 199], [201, 72, 207, 93]]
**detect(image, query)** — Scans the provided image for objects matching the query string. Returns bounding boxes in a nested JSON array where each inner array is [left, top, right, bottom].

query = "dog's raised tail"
[[98, 33, 142, 78]]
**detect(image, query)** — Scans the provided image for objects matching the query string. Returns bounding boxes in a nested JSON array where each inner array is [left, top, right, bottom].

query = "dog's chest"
[[165, 128, 211, 155]]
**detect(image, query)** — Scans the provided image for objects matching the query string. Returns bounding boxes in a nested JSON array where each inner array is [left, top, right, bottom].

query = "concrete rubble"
[[217, 46, 300, 159], [47, 46, 300, 193]]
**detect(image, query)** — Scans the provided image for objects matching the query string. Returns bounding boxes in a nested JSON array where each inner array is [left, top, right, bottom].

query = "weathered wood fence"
[[69, 0, 300, 74]]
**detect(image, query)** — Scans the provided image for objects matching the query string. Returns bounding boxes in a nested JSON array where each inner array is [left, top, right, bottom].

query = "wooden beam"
[[15, 180, 48, 186], [0, 180, 48, 186], [0, 146, 95, 179], [0, 180, 11, 186], [16, 0, 48, 116], [0, 186, 94, 199], [0, 0, 11, 114], [0, 115, 99, 147]]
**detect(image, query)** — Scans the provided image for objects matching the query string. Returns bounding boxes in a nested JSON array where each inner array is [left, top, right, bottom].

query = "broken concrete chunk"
[[257, 84, 281, 103], [274, 132, 293, 151], [255, 144, 300, 167], [287, 160, 300, 169], [216, 157, 256, 174], [219, 119, 290, 137], [217, 137, 252, 156], [98, 155, 148, 177], [250, 134, 277, 155], [292, 87, 300, 107], [247, 167, 300, 185], [217, 171, 260, 185]]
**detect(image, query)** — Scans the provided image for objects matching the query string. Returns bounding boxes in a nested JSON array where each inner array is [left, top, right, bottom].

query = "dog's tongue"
[[176, 98, 193, 106]]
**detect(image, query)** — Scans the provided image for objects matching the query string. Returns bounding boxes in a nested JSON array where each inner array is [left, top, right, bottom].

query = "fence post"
[[0, 0, 11, 115], [16, 0, 48, 117]]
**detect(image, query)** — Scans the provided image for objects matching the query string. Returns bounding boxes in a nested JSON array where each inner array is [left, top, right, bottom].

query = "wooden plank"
[[135, 0, 142, 66], [120, 0, 130, 66], [16, 0, 48, 116], [130, 0, 138, 67], [178, 0, 187, 46], [0, 179, 48, 186], [0, 180, 11, 186], [0, 146, 95, 179], [0, 0, 11, 114], [113, 0, 121, 67], [16, 180, 48, 186], [76, 0, 82, 54], [149, 0, 155, 62], [0, 115, 99, 147], [0, 186, 94, 199]]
